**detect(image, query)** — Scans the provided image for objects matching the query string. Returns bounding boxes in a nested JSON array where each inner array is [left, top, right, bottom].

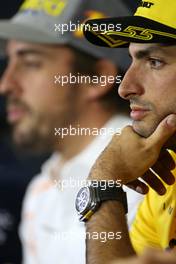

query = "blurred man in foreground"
[[0, 0, 143, 263]]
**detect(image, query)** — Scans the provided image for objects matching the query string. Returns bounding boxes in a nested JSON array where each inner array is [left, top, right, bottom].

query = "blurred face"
[[0, 40, 81, 152], [119, 43, 176, 141]]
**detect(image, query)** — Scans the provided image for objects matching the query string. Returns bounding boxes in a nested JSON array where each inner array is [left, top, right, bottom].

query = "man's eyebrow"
[[16, 49, 46, 57], [131, 45, 170, 60]]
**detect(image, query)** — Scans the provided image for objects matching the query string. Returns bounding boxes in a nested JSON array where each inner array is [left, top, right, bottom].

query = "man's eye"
[[23, 61, 41, 68], [148, 58, 165, 69]]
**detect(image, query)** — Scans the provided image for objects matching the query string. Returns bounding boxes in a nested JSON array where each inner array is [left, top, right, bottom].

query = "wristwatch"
[[75, 181, 128, 222]]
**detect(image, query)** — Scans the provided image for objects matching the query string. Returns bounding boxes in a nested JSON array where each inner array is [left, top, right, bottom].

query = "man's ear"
[[87, 59, 119, 101]]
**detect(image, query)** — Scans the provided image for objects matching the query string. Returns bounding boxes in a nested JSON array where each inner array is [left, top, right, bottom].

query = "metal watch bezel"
[[75, 185, 99, 216]]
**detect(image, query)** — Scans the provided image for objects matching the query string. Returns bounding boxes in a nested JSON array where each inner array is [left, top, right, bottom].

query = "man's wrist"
[[75, 180, 128, 222], [89, 170, 126, 185]]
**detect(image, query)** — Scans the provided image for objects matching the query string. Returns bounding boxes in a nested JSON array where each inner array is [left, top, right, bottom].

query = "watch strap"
[[91, 181, 128, 214]]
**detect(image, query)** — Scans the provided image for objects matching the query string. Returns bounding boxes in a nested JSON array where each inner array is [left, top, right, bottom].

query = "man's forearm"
[[86, 200, 135, 264], [85, 116, 176, 264]]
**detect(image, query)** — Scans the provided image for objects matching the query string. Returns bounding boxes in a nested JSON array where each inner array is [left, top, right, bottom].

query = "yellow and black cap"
[[84, 0, 176, 48]]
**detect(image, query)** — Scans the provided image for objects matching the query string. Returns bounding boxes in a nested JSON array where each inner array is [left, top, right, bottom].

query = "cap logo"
[[20, 0, 68, 16], [139, 1, 154, 9], [89, 25, 176, 47]]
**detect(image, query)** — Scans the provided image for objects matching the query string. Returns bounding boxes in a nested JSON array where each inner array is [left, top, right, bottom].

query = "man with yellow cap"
[[75, 0, 176, 263]]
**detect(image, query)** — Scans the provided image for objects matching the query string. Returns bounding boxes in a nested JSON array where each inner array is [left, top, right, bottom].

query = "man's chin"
[[133, 122, 176, 150], [12, 125, 53, 154], [13, 130, 39, 154], [132, 121, 155, 138]]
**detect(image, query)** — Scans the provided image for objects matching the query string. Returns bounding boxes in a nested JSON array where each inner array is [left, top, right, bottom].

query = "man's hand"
[[89, 114, 176, 194], [111, 249, 176, 264]]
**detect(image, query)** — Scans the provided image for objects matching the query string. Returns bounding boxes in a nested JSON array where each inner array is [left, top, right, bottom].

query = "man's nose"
[[0, 61, 20, 96], [119, 64, 144, 100]]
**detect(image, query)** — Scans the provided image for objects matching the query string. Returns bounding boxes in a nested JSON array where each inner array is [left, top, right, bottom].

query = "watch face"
[[75, 187, 91, 214]]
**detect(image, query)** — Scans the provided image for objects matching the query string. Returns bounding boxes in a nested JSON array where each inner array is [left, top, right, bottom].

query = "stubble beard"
[[12, 113, 56, 154]]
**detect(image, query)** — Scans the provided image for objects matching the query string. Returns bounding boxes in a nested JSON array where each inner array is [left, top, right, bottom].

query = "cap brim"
[[84, 16, 176, 48], [0, 20, 69, 44]]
